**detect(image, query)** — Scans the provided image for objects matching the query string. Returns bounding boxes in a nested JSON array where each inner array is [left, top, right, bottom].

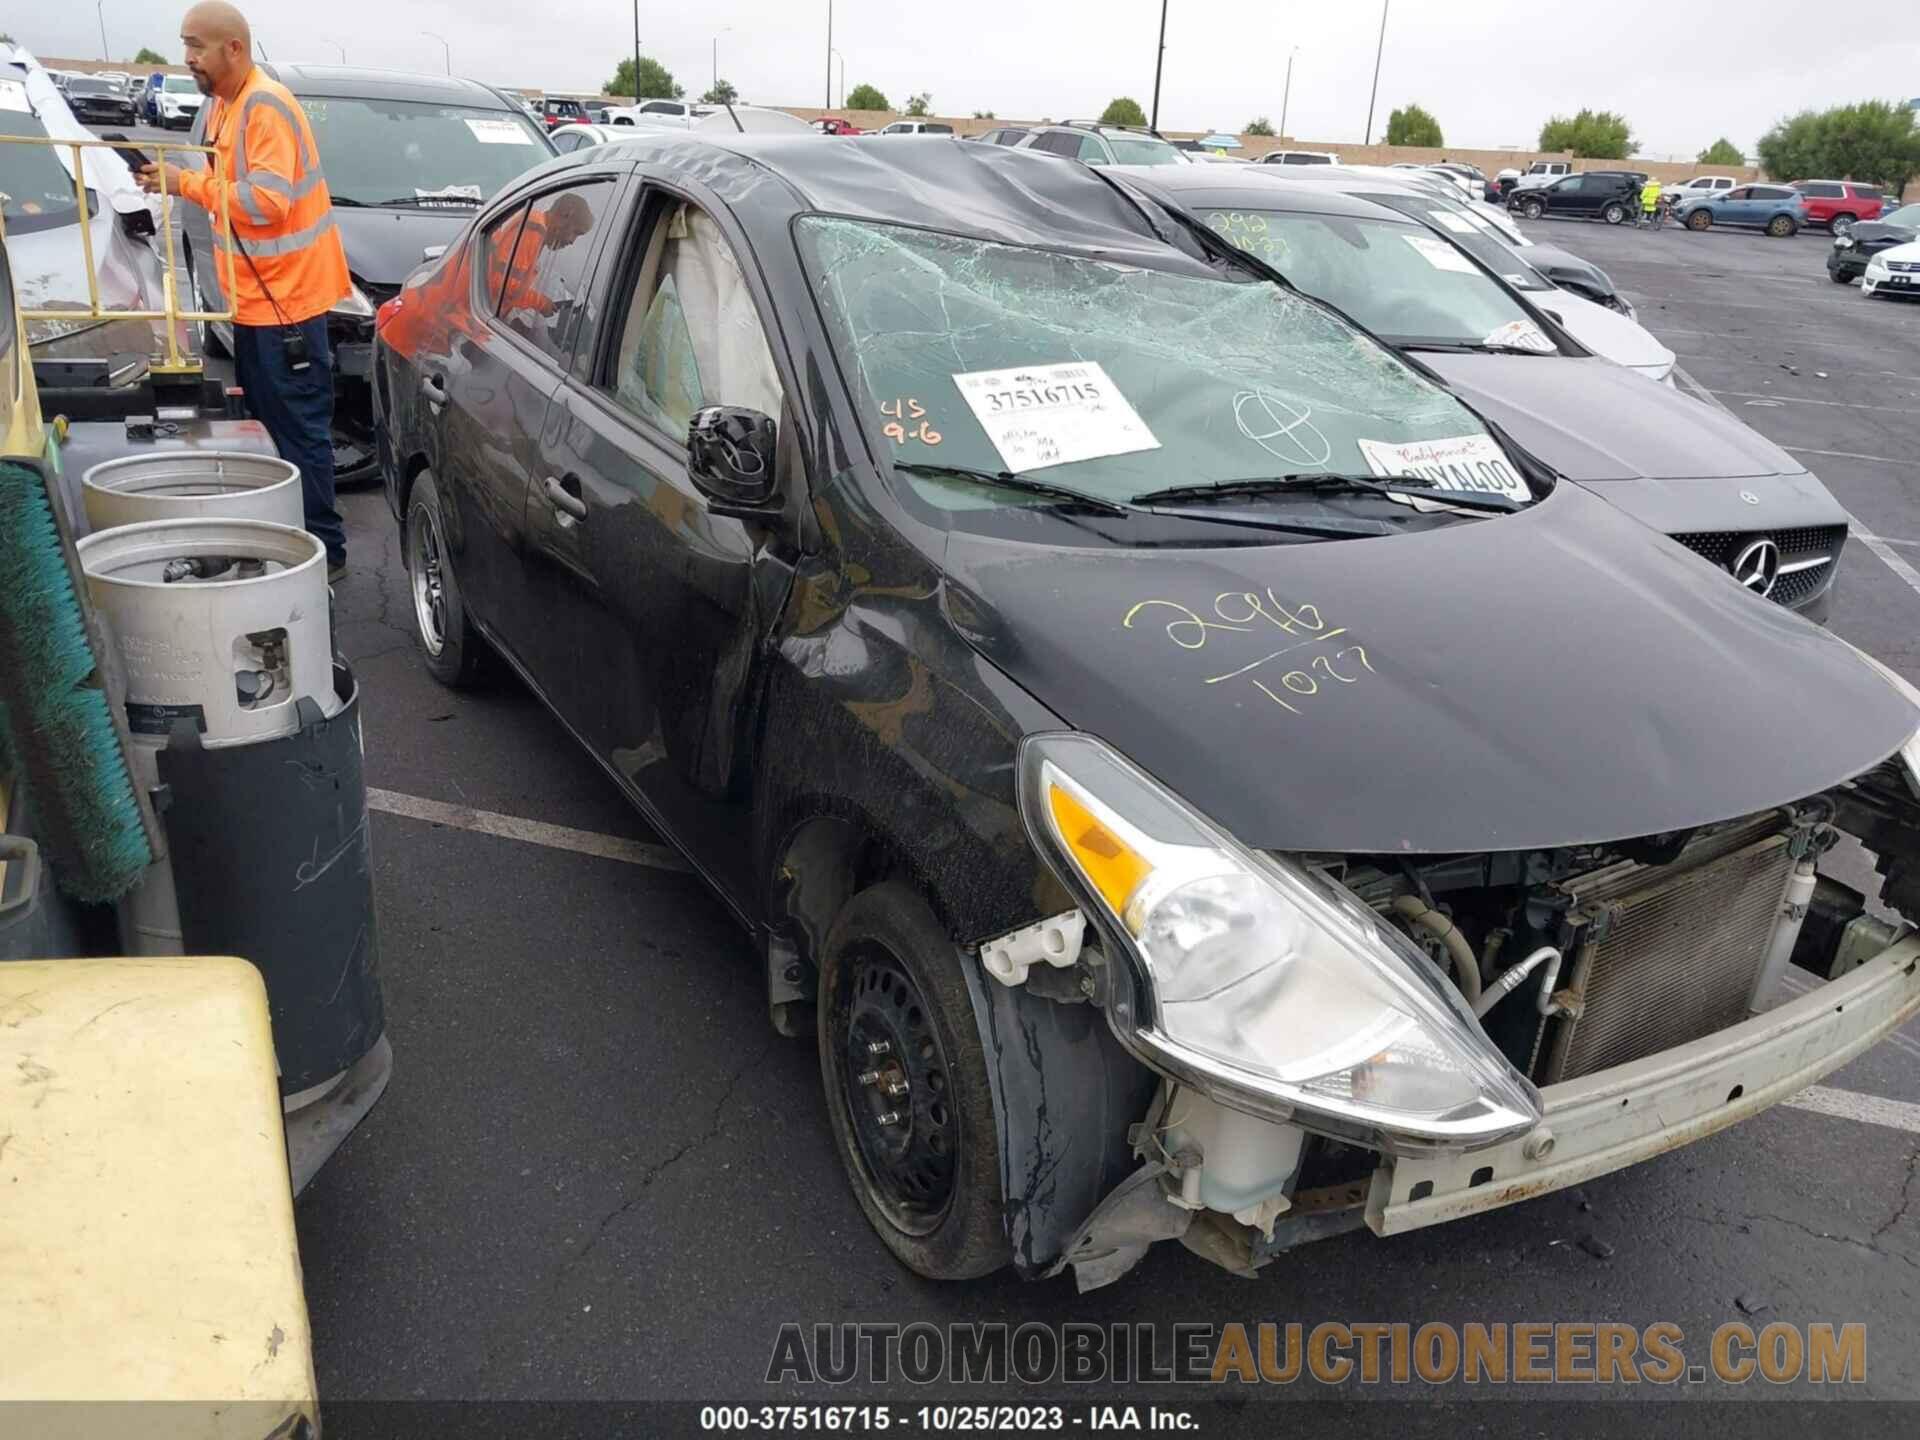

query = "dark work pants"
[[232, 315, 345, 566]]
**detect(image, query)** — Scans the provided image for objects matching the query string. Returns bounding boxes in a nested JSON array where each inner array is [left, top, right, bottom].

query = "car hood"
[[1869, 239, 1920, 265], [1415, 354, 1797, 481], [941, 482, 1914, 854], [334, 207, 477, 288], [1850, 220, 1918, 248], [1519, 241, 1613, 296], [1502, 292, 1672, 377]]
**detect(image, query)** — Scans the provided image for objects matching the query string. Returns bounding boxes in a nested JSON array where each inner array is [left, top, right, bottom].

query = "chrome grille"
[[1889, 260, 1920, 273], [1537, 825, 1797, 1083], [1671, 525, 1845, 609]]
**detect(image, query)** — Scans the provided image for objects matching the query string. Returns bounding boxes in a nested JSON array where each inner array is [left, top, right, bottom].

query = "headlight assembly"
[[330, 283, 375, 320], [1018, 733, 1542, 1153]]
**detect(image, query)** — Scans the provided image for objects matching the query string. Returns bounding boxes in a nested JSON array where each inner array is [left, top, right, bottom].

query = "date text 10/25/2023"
[[1124, 590, 1374, 718]]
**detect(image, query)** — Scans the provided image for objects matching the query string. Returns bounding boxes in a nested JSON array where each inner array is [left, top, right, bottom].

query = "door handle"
[[421, 372, 448, 408], [543, 475, 587, 520]]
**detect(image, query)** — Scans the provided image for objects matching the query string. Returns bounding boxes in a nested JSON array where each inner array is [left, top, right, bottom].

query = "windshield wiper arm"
[[1134, 474, 1520, 513], [893, 462, 1133, 517]]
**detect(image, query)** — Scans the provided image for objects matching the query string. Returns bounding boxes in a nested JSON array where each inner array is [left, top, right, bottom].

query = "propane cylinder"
[[81, 452, 303, 534], [76, 519, 338, 955]]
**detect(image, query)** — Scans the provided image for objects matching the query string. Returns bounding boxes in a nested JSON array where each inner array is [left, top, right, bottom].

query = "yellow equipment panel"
[[0, 957, 318, 1438]]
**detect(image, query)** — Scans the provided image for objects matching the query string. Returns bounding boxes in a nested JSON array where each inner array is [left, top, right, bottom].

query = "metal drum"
[[81, 451, 303, 534], [77, 518, 339, 958]]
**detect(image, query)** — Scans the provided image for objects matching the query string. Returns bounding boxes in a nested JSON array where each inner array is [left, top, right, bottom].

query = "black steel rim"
[[839, 947, 959, 1235]]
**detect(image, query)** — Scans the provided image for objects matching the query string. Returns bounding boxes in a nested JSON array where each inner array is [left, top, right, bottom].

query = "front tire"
[[1519, 197, 1545, 220], [1831, 213, 1857, 237], [1686, 209, 1712, 231], [1767, 214, 1798, 238], [405, 469, 489, 688], [818, 882, 1010, 1281]]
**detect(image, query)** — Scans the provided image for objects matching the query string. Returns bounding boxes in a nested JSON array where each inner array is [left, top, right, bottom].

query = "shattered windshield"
[[1196, 209, 1559, 352], [798, 216, 1528, 512]]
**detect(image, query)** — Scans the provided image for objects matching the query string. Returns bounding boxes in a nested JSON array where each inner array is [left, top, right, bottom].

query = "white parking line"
[[1783, 445, 1914, 468], [1713, 390, 1919, 415], [1782, 1086, 1920, 1135], [366, 787, 692, 872]]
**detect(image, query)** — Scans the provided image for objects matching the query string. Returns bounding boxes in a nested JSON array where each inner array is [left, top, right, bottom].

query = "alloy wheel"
[[409, 505, 448, 658]]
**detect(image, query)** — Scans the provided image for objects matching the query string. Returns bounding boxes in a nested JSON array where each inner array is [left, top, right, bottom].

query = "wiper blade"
[[371, 194, 482, 208], [1396, 340, 1554, 356], [1134, 474, 1520, 513], [893, 462, 1132, 517]]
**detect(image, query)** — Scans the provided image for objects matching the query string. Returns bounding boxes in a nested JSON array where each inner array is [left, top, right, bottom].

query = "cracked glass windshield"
[[1197, 208, 1559, 353], [797, 216, 1531, 512]]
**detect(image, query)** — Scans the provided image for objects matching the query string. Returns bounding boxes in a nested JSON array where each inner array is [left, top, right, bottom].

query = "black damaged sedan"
[[373, 136, 1920, 1288]]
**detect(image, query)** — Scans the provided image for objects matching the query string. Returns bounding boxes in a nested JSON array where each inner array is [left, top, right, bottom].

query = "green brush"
[[0, 458, 154, 903]]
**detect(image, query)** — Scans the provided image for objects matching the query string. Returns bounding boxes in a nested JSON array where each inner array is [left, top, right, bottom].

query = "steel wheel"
[[1768, 214, 1797, 238], [409, 502, 448, 658], [1602, 202, 1627, 225], [839, 946, 961, 1236], [1687, 210, 1712, 231]]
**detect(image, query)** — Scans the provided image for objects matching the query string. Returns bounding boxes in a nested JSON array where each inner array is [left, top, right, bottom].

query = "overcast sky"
[[20, 1, 1920, 158]]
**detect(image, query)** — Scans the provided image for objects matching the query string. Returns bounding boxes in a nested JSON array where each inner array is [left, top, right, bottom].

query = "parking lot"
[[290, 211, 1920, 1420]]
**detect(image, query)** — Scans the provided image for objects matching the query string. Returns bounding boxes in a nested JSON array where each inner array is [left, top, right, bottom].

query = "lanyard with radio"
[[209, 92, 312, 372]]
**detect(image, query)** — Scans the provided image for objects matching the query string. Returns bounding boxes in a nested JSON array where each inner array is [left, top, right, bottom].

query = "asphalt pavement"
[[297, 210, 1920, 1428]]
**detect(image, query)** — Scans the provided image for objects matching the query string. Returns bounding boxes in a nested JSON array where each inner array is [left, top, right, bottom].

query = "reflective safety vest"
[[488, 211, 559, 321], [177, 66, 350, 327]]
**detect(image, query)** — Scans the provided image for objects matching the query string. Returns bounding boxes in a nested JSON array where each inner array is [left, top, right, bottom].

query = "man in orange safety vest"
[[138, 2, 353, 580]]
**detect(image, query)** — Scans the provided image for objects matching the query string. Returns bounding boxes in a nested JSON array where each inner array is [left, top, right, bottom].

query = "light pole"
[[632, 0, 641, 104], [420, 30, 450, 76], [830, 48, 845, 110], [1149, 0, 1168, 131], [1363, 0, 1389, 145], [712, 26, 731, 97], [825, 0, 833, 110], [327, 39, 346, 63], [1280, 46, 1298, 139], [97, 0, 109, 62]]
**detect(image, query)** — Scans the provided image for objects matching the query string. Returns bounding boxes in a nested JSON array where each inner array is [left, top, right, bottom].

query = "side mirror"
[[688, 406, 781, 517]]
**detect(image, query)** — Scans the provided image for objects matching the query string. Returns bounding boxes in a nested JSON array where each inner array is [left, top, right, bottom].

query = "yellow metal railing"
[[0, 132, 236, 374]]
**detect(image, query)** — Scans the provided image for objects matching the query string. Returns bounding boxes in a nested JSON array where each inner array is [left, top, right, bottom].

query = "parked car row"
[[365, 131, 1920, 1289]]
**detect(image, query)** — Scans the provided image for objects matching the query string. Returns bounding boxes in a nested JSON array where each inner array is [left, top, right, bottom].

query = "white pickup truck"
[[1660, 174, 1739, 203]]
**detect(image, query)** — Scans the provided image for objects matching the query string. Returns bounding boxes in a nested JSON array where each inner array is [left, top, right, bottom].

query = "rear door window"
[[1797, 182, 1843, 198], [497, 181, 617, 362]]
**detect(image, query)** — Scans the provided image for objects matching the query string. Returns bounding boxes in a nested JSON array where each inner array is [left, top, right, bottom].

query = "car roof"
[[581, 133, 1218, 270], [263, 62, 518, 109], [1107, 164, 1416, 223]]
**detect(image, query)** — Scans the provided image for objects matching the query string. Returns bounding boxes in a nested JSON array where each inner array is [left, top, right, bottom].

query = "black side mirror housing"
[[687, 406, 781, 518]]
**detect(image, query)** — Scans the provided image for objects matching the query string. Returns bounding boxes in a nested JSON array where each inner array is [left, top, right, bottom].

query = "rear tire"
[[1686, 210, 1712, 231], [1767, 215, 1798, 238], [817, 882, 1010, 1281], [405, 469, 489, 688]]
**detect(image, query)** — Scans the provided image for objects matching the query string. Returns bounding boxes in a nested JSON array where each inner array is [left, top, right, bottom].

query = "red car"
[[1791, 180, 1886, 235], [814, 116, 863, 135]]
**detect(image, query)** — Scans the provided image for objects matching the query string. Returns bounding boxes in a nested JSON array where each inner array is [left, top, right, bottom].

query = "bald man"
[[139, 3, 353, 580]]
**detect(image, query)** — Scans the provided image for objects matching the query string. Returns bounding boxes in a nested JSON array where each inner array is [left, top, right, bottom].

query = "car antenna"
[[724, 100, 743, 133]]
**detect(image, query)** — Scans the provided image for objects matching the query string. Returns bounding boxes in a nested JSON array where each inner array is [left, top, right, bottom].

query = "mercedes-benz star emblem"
[[1731, 537, 1781, 597], [1739, 490, 1761, 506]]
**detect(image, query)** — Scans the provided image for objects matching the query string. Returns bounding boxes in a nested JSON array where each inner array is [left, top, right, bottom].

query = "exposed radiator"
[[1535, 819, 1801, 1084]]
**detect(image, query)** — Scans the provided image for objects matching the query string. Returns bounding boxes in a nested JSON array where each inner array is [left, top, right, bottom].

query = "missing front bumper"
[[1367, 935, 1920, 1236]]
